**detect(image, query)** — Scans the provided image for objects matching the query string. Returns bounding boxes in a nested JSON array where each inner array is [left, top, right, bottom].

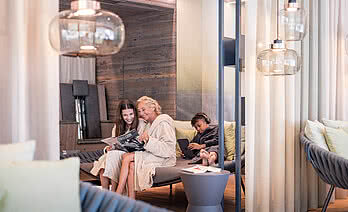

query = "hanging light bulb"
[[279, 0, 307, 41], [257, 40, 300, 76], [49, 0, 125, 57], [257, 0, 300, 76]]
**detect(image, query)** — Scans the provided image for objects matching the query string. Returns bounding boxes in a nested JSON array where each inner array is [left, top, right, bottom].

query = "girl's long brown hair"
[[115, 99, 139, 137]]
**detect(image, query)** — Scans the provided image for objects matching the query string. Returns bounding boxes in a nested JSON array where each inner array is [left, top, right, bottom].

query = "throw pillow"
[[224, 122, 246, 161], [304, 120, 329, 150], [322, 119, 348, 128], [324, 127, 348, 159], [0, 140, 36, 161], [175, 128, 197, 157], [224, 122, 235, 161], [0, 158, 81, 212], [173, 120, 195, 130]]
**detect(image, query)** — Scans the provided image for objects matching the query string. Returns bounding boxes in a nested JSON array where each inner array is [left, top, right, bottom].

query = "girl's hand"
[[188, 143, 206, 150], [139, 132, 150, 143]]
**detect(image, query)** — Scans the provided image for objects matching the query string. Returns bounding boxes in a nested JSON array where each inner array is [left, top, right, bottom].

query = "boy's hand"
[[188, 143, 206, 150]]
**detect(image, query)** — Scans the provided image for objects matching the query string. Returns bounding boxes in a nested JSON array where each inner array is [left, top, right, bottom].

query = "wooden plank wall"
[[59, 0, 177, 121], [96, 8, 176, 121]]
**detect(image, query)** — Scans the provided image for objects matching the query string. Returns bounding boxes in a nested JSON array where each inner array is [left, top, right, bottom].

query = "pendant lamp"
[[257, 0, 300, 76], [49, 0, 125, 57], [345, 35, 348, 54], [279, 0, 307, 41]]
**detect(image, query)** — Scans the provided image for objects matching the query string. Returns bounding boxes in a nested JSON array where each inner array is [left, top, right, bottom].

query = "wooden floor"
[[136, 175, 244, 212], [82, 172, 348, 212], [135, 176, 348, 212]]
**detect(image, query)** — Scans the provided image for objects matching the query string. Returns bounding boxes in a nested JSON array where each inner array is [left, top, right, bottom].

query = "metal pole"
[[235, 0, 242, 212], [218, 0, 224, 171]]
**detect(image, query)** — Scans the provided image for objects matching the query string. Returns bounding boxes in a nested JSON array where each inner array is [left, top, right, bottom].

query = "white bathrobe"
[[134, 114, 176, 191]]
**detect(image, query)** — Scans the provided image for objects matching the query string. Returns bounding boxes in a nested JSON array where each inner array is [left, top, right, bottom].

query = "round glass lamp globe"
[[279, 3, 307, 41], [257, 44, 300, 76], [49, 0, 125, 57]]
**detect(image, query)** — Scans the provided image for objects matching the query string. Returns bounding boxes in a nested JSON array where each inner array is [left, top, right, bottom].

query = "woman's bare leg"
[[111, 180, 118, 192], [99, 169, 110, 190], [116, 153, 134, 195], [127, 162, 135, 199]]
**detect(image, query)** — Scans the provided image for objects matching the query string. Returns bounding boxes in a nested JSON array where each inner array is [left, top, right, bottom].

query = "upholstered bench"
[[62, 120, 245, 193]]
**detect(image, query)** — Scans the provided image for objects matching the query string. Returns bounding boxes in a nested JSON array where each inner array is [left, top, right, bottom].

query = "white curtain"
[[59, 56, 96, 84], [245, 0, 348, 211], [0, 0, 59, 160]]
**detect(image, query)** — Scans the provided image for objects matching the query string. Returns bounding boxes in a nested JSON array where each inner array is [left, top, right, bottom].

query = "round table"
[[180, 170, 230, 212]]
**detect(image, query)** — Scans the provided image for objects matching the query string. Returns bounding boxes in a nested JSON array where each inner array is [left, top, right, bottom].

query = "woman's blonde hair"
[[136, 96, 162, 115]]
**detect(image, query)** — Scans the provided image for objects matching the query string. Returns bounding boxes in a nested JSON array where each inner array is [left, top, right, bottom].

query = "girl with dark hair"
[[114, 99, 139, 137], [90, 99, 139, 191], [115, 96, 176, 199]]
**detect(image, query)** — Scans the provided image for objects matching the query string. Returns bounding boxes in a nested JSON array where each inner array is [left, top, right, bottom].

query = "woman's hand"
[[139, 132, 150, 143], [188, 143, 206, 150], [106, 146, 112, 152]]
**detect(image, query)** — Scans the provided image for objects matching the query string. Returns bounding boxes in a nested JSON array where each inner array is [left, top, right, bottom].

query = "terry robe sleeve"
[[134, 114, 176, 191]]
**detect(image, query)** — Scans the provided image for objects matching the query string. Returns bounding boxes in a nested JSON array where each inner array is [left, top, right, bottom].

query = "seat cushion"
[[0, 158, 81, 212], [153, 158, 193, 185], [0, 140, 36, 161]]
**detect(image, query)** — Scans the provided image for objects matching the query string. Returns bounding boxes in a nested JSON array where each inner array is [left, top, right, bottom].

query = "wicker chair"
[[300, 132, 348, 212]]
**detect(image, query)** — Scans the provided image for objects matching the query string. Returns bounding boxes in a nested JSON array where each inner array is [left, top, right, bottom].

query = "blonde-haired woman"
[[115, 96, 176, 199]]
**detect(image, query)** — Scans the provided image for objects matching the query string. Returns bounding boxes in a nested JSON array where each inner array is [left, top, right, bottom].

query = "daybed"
[[62, 120, 246, 194], [300, 132, 348, 212]]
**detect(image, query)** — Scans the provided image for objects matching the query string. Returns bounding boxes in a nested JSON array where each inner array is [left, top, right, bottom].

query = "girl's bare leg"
[[116, 153, 134, 195], [127, 161, 135, 199], [99, 169, 110, 190]]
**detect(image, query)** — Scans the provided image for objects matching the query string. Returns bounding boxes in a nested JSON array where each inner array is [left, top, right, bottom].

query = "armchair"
[[80, 182, 171, 212], [300, 132, 348, 212]]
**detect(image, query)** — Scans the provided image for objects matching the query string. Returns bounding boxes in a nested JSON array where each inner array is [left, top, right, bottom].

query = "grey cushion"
[[153, 158, 193, 186]]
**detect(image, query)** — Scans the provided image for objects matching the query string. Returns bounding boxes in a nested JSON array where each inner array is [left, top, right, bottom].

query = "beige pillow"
[[173, 120, 195, 130], [0, 158, 81, 212], [304, 120, 328, 150], [224, 122, 246, 161], [0, 140, 36, 161], [224, 122, 235, 161], [324, 127, 348, 159], [322, 119, 348, 128], [175, 128, 197, 157]]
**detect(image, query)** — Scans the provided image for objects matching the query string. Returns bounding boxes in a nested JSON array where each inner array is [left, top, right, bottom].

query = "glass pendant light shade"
[[257, 40, 300, 76], [279, 0, 307, 41], [49, 0, 125, 57], [345, 34, 348, 55]]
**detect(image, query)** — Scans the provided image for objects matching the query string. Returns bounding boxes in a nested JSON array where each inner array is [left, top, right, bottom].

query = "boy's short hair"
[[191, 112, 211, 127]]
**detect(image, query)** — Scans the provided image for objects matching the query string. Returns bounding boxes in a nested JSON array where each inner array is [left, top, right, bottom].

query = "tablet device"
[[177, 139, 196, 159]]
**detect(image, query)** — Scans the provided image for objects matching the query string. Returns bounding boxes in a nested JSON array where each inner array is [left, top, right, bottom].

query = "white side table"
[[180, 170, 230, 212]]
